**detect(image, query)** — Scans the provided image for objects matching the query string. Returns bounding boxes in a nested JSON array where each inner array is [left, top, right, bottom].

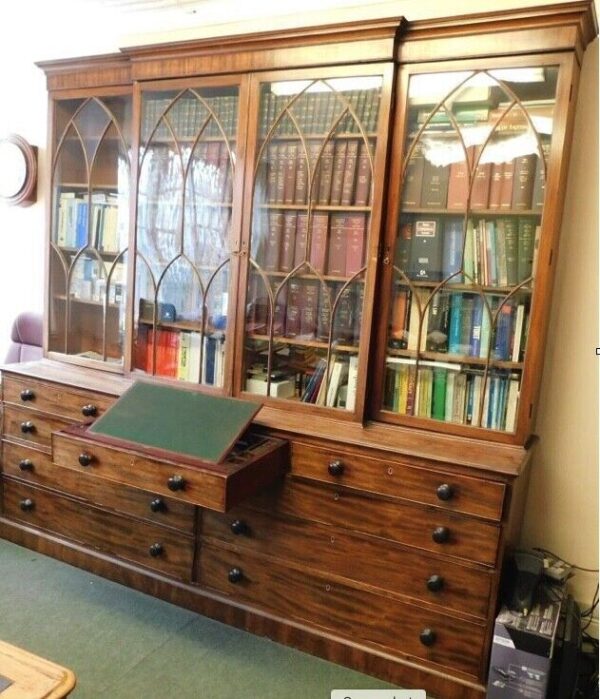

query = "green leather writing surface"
[[88, 381, 260, 463]]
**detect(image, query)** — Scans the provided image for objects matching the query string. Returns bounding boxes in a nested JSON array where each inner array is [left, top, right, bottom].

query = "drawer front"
[[53, 432, 226, 510], [198, 542, 486, 678], [2, 405, 73, 449], [2, 375, 114, 421], [2, 442, 195, 534], [292, 442, 505, 521], [3, 479, 194, 581], [250, 479, 500, 566], [202, 507, 492, 619]]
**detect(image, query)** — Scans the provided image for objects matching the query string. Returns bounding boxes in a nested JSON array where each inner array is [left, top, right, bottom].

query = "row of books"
[[260, 88, 381, 137], [383, 360, 520, 432], [256, 211, 366, 277], [138, 327, 225, 385], [402, 141, 549, 212], [68, 259, 126, 305], [142, 94, 239, 141], [246, 277, 363, 346], [390, 289, 527, 362], [56, 192, 126, 253], [396, 215, 538, 286], [261, 138, 372, 207]]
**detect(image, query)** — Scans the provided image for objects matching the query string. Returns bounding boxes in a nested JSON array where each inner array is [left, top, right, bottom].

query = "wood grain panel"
[[2, 405, 73, 450], [3, 479, 193, 581], [202, 507, 492, 619], [249, 478, 500, 566], [198, 542, 486, 678], [2, 441, 195, 534], [292, 441, 505, 520], [2, 375, 114, 421]]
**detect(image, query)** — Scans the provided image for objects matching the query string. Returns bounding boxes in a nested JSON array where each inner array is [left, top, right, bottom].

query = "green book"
[[432, 367, 447, 420], [502, 217, 519, 285], [518, 217, 536, 282]]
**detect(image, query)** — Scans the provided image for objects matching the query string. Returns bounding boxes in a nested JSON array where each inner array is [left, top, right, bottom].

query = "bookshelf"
[[15, 8, 596, 699]]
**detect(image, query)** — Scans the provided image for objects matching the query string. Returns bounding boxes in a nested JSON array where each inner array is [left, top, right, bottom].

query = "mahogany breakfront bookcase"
[[1, 4, 596, 697]]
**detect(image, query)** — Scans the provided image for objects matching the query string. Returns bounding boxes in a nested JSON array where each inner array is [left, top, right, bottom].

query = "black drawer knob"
[[228, 567, 243, 584], [426, 574, 444, 592], [432, 526, 450, 544], [78, 453, 93, 467], [328, 460, 345, 477], [20, 421, 35, 434], [436, 483, 454, 501], [167, 475, 185, 492], [20, 498, 35, 512], [420, 628, 437, 647], [230, 519, 248, 536], [150, 498, 166, 513], [149, 543, 164, 557], [81, 404, 98, 417], [19, 459, 34, 471], [20, 388, 35, 401]]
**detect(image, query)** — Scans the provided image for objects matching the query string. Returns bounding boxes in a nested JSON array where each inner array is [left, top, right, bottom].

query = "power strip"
[[543, 555, 572, 582]]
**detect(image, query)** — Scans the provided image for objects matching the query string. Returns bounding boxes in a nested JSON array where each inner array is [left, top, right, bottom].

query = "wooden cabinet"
[[1, 5, 596, 699]]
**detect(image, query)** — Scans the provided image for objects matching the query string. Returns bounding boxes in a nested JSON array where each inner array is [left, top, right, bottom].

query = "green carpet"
[[0, 539, 396, 698]]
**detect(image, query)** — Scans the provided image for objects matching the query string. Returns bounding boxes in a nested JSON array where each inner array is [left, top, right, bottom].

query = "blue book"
[[442, 218, 463, 282], [448, 294, 463, 354], [75, 200, 89, 248], [204, 335, 216, 385], [493, 303, 513, 360], [470, 296, 483, 356]]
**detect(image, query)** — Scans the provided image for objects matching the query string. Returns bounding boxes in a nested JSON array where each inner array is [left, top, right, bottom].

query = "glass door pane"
[[134, 85, 239, 387], [380, 64, 558, 434], [242, 72, 384, 411], [49, 94, 132, 366]]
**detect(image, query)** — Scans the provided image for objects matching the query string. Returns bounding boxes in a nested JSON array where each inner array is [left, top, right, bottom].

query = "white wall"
[[0, 0, 597, 626]]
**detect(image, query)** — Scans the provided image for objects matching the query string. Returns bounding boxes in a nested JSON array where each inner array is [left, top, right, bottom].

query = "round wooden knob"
[[167, 475, 185, 492], [420, 628, 436, 647], [150, 498, 165, 513], [81, 404, 98, 417], [20, 388, 35, 401], [230, 519, 248, 536], [432, 526, 450, 544], [328, 460, 345, 477], [149, 543, 163, 557], [436, 483, 454, 501], [20, 498, 34, 512], [228, 567, 243, 584], [78, 453, 93, 467], [19, 459, 34, 471], [20, 421, 34, 434], [426, 574, 444, 592]]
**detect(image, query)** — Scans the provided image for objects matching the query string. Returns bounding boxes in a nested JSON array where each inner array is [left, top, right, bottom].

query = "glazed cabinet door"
[[372, 54, 577, 443], [132, 76, 248, 392], [48, 89, 132, 369], [236, 65, 393, 418]]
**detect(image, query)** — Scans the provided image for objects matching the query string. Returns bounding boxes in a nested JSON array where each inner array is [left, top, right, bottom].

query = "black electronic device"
[[504, 549, 545, 616]]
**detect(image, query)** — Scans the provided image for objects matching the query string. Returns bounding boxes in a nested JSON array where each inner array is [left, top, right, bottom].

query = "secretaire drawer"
[[2, 405, 73, 449], [249, 478, 500, 566], [292, 442, 506, 521], [202, 507, 492, 618], [2, 441, 195, 534], [2, 374, 114, 421], [198, 543, 486, 678], [3, 479, 194, 581]]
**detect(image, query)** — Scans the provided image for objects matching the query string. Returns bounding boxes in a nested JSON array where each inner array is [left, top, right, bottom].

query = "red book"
[[300, 281, 319, 339], [280, 212, 297, 272], [283, 142, 298, 205], [345, 214, 366, 276], [264, 212, 284, 271], [285, 279, 303, 337], [341, 138, 360, 206], [294, 213, 308, 266], [488, 162, 504, 210], [471, 159, 492, 209], [499, 160, 515, 209], [317, 141, 335, 204], [354, 141, 372, 206], [309, 212, 329, 273], [390, 289, 409, 344], [329, 140, 347, 206], [447, 159, 469, 210], [327, 213, 346, 276], [307, 141, 322, 202]]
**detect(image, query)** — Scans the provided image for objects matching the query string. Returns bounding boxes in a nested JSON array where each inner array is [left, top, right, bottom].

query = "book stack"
[[299, 354, 358, 409]]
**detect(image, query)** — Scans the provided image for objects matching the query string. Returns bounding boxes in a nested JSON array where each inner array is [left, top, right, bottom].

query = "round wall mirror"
[[0, 134, 37, 206]]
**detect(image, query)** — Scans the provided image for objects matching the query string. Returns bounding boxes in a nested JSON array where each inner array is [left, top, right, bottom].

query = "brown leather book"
[[471, 159, 492, 210], [285, 278, 303, 337], [283, 142, 298, 205], [300, 280, 319, 339], [280, 211, 298, 272], [354, 141, 372, 206], [264, 212, 284, 271], [447, 159, 469, 210], [329, 140, 347, 205], [345, 213, 366, 276], [317, 141, 335, 204], [294, 213, 308, 266], [309, 212, 329, 273], [420, 159, 450, 209], [488, 162, 504, 210], [512, 153, 537, 210], [389, 288, 410, 345], [401, 139, 425, 207], [266, 143, 278, 204], [275, 142, 287, 204], [327, 213, 346, 276], [341, 138, 359, 206], [499, 160, 515, 210], [294, 149, 308, 204]]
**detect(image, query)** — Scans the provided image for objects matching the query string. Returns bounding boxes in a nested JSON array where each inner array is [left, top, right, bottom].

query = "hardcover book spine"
[[420, 160, 450, 209], [280, 212, 297, 272], [317, 141, 335, 204], [345, 214, 366, 276], [309, 213, 329, 274], [401, 140, 425, 207], [327, 214, 347, 276], [499, 160, 515, 210], [340, 138, 359, 206], [329, 140, 347, 206], [512, 153, 537, 210], [354, 141, 372, 206]]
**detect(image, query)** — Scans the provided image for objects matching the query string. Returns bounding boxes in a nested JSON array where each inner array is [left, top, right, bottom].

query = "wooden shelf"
[[247, 333, 358, 353], [259, 132, 377, 140], [402, 207, 542, 217], [257, 203, 370, 212], [54, 294, 122, 310], [393, 280, 533, 295], [386, 348, 523, 370], [257, 270, 364, 283]]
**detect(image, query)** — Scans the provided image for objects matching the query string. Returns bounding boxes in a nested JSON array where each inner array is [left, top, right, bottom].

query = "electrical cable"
[[533, 546, 599, 573]]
